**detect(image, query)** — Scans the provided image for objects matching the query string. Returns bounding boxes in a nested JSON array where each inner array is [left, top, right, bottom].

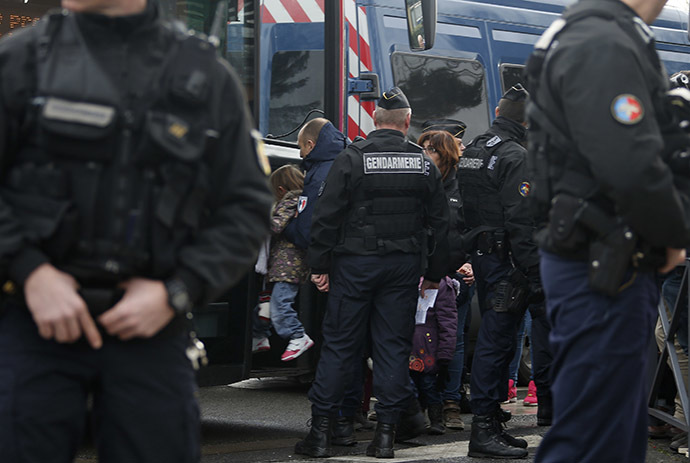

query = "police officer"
[[0, 0, 273, 461], [458, 84, 552, 459], [525, 0, 690, 462], [295, 87, 450, 459]]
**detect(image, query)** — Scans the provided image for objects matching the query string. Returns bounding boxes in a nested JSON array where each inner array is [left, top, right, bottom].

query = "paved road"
[[74, 376, 686, 462], [195, 377, 686, 463]]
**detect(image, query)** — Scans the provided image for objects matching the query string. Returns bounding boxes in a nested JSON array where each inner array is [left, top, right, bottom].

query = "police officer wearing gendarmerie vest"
[[459, 84, 553, 459], [295, 87, 450, 459], [524, 0, 690, 461], [0, 0, 273, 460]]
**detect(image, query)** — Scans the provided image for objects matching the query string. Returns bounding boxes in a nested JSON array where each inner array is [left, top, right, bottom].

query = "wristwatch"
[[164, 278, 193, 316]]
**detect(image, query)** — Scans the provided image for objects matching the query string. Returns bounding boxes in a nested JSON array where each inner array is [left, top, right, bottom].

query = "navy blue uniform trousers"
[[308, 252, 419, 424], [470, 252, 522, 415], [470, 252, 553, 415], [0, 301, 200, 463], [535, 252, 658, 463]]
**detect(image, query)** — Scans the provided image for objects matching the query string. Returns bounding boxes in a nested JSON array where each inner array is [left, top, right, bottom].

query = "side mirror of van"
[[405, 0, 437, 51]]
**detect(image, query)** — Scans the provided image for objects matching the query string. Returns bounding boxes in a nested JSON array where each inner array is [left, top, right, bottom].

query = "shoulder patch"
[[611, 94, 644, 125], [519, 181, 531, 197], [363, 152, 425, 174], [251, 129, 271, 176], [297, 196, 308, 213], [486, 135, 502, 147]]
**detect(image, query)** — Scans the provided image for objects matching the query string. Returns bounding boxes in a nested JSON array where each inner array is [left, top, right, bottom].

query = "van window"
[[500, 64, 525, 93], [391, 52, 489, 143], [269, 50, 324, 142]]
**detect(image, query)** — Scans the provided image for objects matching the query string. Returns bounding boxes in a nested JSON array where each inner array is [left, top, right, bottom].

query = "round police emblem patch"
[[519, 181, 530, 197], [611, 94, 644, 125]]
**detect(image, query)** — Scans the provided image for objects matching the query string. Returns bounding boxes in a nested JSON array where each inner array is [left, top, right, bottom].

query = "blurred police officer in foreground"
[[525, 0, 690, 461], [458, 84, 552, 459], [0, 0, 273, 460], [295, 87, 450, 459]]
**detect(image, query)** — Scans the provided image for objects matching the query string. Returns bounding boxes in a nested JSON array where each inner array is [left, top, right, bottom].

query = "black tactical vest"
[[340, 139, 429, 255], [457, 132, 509, 229], [5, 11, 218, 282]]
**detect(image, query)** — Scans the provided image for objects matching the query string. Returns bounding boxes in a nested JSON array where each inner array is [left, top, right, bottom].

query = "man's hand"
[[457, 262, 474, 285], [98, 278, 174, 340], [311, 274, 329, 292], [659, 248, 687, 274], [420, 278, 439, 298], [24, 263, 102, 349]]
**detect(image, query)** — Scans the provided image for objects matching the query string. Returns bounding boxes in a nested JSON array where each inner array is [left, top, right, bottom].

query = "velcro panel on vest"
[[371, 197, 420, 214], [169, 35, 215, 106]]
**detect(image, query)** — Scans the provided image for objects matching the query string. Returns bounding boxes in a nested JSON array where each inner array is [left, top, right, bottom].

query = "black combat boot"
[[467, 414, 528, 459], [332, 415, 357, 446], [492, 410, 527, 449], [366, 422, 396, 458], [395, 398, 426, 442], [537, 394, 553, 426], [427, 403, 446, 435], [294, 415, 332, 458]]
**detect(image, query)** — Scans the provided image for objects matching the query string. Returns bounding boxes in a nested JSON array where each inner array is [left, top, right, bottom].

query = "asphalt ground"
[[194, 377, 688, 463], [72, 376, 687, 462]]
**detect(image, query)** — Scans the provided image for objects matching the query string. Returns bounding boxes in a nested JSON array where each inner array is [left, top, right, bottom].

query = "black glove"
[[435, 359, 451, 391], [526, 267, 545, 304]]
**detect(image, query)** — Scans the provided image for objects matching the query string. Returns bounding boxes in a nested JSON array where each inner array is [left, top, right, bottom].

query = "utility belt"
[[475, 229, 508, 261], [78, 286, 125, 316], [544, 194, 665, 296], [2, 278, 125, 317]]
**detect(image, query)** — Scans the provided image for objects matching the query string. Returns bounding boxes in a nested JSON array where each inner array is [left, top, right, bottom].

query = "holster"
[[587, 226, 637, 297], [547, 194, 590, 252], [490, 268, 529, 315]]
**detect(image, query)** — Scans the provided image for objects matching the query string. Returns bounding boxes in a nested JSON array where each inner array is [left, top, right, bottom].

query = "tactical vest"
[[5, 10, 218, 282], [524, 0, 666, 216], [457, 132, 512, 229], [340, 139, 428, 255]]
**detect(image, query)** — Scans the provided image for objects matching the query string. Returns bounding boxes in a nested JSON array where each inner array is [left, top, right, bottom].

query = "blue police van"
[[1, 0, 689, 385]]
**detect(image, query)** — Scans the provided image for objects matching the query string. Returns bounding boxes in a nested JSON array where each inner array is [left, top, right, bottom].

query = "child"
[[409, 276, 459, 434], [252, 164, 314, 361]]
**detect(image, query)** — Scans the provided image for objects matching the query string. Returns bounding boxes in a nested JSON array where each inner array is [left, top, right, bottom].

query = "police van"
[[2, 0, 689, 385]]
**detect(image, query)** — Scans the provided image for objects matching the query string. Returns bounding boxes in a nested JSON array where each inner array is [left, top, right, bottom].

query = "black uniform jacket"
[[0, 3, 273, 304], [465, 117, 539, 274], [308, 128, 450, 282], [538, 0, 690, 249], [443, 172, 468, 273]]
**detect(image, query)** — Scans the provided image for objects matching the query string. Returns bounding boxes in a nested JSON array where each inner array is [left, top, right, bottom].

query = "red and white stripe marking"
[[344, 0, 374, 139], [261, 0, 325, 23]]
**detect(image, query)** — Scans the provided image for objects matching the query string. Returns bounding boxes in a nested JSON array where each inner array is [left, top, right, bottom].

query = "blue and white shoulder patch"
[[611, 94, 644, 125], [363, 152, 425, 174], [486, 135, 502, 148], [297, 196, 308, 213]]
